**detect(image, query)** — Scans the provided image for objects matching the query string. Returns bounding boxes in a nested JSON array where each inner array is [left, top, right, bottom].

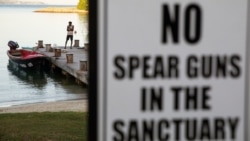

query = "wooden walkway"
[[36, 46, 88, 85]]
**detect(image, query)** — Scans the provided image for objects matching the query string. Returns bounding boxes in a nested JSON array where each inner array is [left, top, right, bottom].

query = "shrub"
[[77, 0, 88, 10]]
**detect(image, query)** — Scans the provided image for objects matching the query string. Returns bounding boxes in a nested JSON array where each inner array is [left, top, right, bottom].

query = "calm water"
[[0, 5, 88, 107]]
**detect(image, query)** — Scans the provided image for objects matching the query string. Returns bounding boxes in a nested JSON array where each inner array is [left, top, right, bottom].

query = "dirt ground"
[[0, 100, 87, 113]]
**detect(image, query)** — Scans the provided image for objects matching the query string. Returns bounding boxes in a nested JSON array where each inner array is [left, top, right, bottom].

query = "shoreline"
[[0, 99, 88, 113], [34, 7, 88, 14]]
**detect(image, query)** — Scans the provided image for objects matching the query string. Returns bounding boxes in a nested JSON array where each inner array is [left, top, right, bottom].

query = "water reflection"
[[7, 59, 87, 96], [7, 60, 47, 89], [46, 66, 88, 95]]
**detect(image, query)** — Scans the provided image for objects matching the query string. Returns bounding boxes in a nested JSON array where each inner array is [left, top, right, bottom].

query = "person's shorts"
[[66, 35, 73, 41]]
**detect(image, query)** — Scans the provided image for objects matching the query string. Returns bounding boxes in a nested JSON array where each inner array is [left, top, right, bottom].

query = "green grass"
[[0, 112, 87, 141]]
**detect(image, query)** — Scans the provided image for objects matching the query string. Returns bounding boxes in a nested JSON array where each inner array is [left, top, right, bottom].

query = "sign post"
[[89, 0, 250, 140]]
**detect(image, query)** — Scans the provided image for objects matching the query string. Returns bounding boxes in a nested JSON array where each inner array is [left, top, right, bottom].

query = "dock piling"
[[45, 44, 51, 52], [38, 40, 44, 48], [80, 60, 88, 71], [54, 48, 61, 57], [84, 43, 89, 51], [73, 40, 80, 47], [66, 54, 74, 63]]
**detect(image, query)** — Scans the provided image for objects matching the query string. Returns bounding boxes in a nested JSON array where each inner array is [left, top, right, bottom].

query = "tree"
[[77, 0, 88, 10]]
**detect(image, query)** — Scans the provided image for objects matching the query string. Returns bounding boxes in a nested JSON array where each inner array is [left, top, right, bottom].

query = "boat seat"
[[10, 51, 21, 56]]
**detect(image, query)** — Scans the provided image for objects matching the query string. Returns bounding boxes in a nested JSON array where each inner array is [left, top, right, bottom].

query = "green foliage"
[[77, 0, 88, 10]]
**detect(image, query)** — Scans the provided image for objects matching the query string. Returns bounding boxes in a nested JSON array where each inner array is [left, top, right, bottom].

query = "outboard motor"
[[8, 40, 19, 51]]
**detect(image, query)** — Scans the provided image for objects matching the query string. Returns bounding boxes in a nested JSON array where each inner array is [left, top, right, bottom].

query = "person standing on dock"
[[65, 21, 76, 49]]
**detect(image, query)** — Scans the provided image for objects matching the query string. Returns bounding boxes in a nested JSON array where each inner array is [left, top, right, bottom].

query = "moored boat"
[[7, 41, 45, 69]]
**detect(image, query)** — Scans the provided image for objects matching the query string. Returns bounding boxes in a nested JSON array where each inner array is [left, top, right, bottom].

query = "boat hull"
[[7, 49, 45, 70]]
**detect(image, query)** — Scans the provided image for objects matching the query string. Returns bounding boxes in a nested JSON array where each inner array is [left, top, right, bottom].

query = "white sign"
[[95, 0, 249, 140]]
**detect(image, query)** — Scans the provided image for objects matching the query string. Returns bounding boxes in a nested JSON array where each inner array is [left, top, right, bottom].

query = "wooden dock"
[[36, 46, 88, 85]]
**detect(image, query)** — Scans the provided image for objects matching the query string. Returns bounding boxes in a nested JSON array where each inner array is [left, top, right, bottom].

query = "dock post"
[[45, 44, 51, 52], [84, 43, 89, 51], [80, 60, 88, 71], [66, 54, 74, 63], [73, 39, 80, 47], [38, 40, 43, 48], [54, 48, 61, 57]]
